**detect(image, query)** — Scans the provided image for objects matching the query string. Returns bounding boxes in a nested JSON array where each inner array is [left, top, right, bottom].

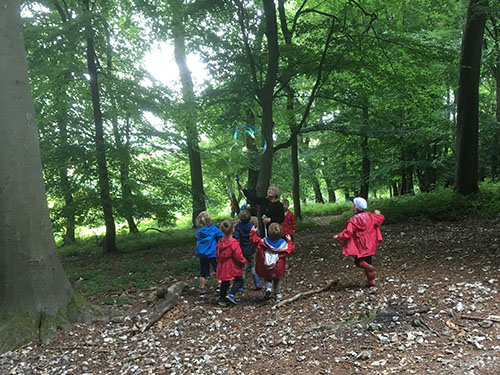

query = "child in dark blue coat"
[[195, 211, 224, 296], [233, 209, 262, 291]]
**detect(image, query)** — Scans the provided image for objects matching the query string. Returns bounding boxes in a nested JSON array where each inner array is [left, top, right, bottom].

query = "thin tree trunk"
[[51, 2, 76, 245], [360, 135, 370, 199], [493, 63, 500, 180], [284, 85, 302, 219], [360, 106, 371, 199], [323, 175, 336, 203], [112, 119, 138, 233], [170, 0, 206, 225], [291, 133, 302, 218], [312, 176, 325, 204], [455, 0, 488, 194], [57, 121, 76, 245], [83, 0, 117, 252], [105, 31, 138, 234]]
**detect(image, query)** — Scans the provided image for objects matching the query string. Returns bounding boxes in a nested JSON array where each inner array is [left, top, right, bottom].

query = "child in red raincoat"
[[216, 219, 246, 306], [250, 223, 295, 302], [333, 197, 384, 287], [281, 199, 296, 239]]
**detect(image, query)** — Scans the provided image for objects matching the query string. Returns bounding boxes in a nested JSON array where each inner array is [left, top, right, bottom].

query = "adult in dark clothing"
[[239, 185, 284, 228]]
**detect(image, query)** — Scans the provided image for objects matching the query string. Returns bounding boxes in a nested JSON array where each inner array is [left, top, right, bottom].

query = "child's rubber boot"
[[253, 274, 262, 290], [359, 260, 374, 273], [359, 261, 375, 280], [362, 267, 376, 287]]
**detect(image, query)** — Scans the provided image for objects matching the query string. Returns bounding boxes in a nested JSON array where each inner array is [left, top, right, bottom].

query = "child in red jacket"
[[333, 197, 384, 287], [250, 223, 294, 302], [216, 219, 246, 306], [281, 199, 296, 239]]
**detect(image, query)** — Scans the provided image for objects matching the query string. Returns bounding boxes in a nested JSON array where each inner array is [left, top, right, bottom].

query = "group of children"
[[195, 195, 384, 306]]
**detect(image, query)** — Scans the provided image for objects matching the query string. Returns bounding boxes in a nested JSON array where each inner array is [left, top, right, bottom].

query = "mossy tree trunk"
[[0, 1, 108, 354]]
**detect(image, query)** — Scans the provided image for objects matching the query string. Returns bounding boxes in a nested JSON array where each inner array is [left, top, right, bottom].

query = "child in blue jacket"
[[195, 211, 224, 296]]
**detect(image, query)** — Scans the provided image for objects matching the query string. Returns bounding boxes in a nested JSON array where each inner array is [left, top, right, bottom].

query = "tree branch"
[[234, 0, 259, 92], [274, 16, 336, 152]]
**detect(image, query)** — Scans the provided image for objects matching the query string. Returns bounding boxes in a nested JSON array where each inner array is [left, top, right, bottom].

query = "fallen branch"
[[141, 281, 185, 332], [147, 280, 177, 306], [405, 306, 431, 315], [459, 315, 500, 323], [273, 278, 339, 309]]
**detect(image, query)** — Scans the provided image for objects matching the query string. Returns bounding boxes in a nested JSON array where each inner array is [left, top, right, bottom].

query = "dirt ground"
[[1, 216, 500, 375]]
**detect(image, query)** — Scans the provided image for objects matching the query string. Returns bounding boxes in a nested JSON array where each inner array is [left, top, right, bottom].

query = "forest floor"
[[2, 215, 500, 375]]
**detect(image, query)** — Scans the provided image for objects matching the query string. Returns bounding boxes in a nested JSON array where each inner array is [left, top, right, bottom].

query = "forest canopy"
[[20, 0, 499, 246]]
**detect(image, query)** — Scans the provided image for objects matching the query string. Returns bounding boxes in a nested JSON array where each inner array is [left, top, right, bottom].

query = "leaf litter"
[[1, 216, 500, 374]]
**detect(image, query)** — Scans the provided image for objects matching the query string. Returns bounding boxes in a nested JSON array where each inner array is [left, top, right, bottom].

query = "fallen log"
[[273, 278, 339, 309], [459, 315, 500, 323], [142, 281, 185, 332]]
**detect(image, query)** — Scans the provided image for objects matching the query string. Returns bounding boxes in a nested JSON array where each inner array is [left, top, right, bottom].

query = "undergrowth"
[[328, 182, 500, 229], [58, 182, 500, 303]]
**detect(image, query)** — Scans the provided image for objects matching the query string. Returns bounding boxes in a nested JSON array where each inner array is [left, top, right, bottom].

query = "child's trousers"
[[220, 276, 244, 300], [264, 279, 281, 296]]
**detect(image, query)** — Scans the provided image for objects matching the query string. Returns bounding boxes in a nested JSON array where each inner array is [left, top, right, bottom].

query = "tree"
[[455, 0, 489, 195], [0, 0, 107, 353], [235, 0, 279, 196], [83, 0, 118, 250], [169, 0, 207, 226]]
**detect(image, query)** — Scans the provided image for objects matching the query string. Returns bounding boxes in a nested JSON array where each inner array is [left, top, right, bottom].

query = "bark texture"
[[0, 1, 109, 353], [84, 0, 117, 251], [455, 0, 488, 194], [170, 0, 207, 225]]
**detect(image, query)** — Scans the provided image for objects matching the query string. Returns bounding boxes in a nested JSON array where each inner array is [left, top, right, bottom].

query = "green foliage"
[[295, 219, 317, 232], [329, 182, 500, 228], [61, 230, 198, 300], [301, 201, 351, 216], [19, 1, 500, 244], [58, 226, 196, 257]]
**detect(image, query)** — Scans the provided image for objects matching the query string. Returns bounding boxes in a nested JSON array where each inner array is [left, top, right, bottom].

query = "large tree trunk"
[[170, 0, 206, 225], [0, 1, 107, 353], [84, 0, 117, 251], [278, 1, 301, 219], [255, 0, 279, 196], [455, 0, 488, 194]]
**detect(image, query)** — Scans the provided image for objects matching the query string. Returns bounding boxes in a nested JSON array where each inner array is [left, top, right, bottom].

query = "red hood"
[[218, 237, 238, 259]]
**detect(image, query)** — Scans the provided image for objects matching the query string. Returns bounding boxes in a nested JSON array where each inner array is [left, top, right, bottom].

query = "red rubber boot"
[[359, 261, 376, 287]]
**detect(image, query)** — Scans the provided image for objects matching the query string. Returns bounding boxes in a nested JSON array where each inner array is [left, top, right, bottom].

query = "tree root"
[[0, 293, 112, 353]]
